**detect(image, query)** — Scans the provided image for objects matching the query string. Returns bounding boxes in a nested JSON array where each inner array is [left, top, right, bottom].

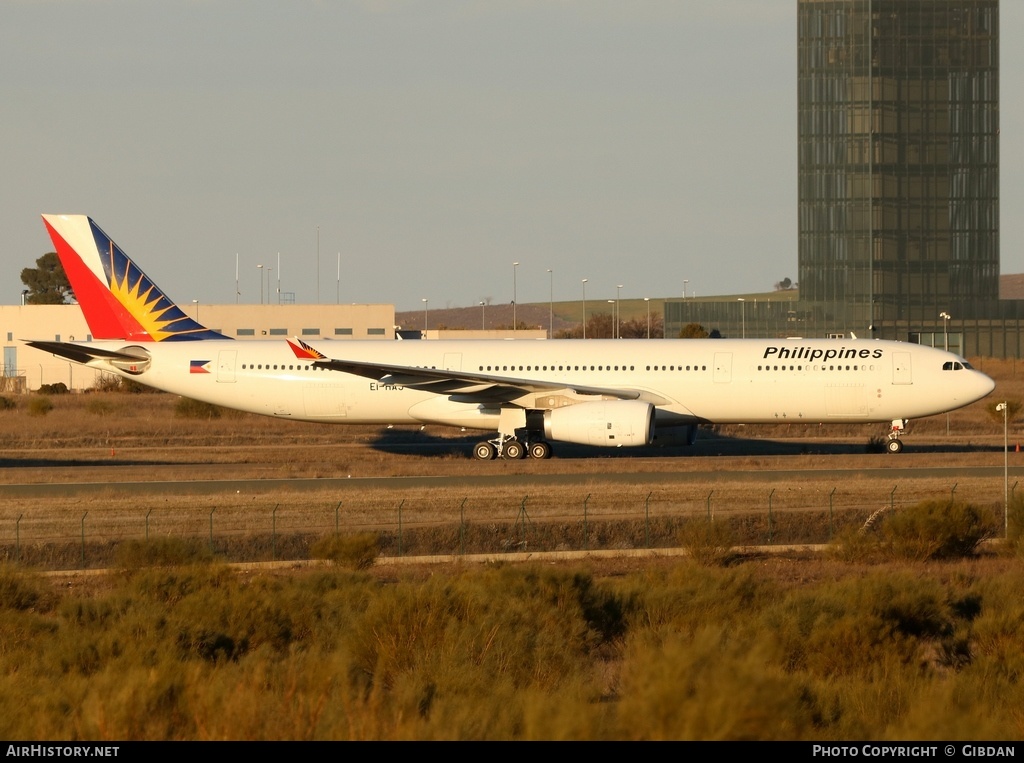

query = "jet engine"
[[540, 400, 655, 447]]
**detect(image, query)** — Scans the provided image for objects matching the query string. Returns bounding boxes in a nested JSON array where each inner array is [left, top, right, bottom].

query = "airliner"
[[29, 214, 995, 460]]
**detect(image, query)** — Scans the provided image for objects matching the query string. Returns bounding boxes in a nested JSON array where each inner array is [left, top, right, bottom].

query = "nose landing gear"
[[886, 419, 907, 454]]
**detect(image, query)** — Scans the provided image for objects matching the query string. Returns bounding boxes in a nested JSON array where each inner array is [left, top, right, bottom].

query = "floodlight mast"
[[997, 401, 1008, 536]]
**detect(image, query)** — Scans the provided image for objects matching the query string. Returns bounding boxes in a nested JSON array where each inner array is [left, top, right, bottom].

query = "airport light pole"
[[480, 301, 486, 330], [581, 279, 588, 339], [512, 261, 519, 330], [683, 279, 688, 300], [941, 311, 951, 433], [422, 298, 428, 333], [617, 284, 623, 338], [738, 298, 746, 339], [608, 301, 616, 339], [257, 264, 265, 304], [998, 401, 1008, 537], [192, 299, 199, 322], [644, 297, 650, 338], [547, 269, 553, 339]]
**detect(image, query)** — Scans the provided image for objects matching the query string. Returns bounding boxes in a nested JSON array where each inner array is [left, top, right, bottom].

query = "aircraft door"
[[713, 352, 732, 384], [217, 351, 237, 383], [892, 352, 912, 385]]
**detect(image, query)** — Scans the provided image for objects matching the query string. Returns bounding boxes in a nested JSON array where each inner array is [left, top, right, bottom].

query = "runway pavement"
[[2, 463, 1023, 498]]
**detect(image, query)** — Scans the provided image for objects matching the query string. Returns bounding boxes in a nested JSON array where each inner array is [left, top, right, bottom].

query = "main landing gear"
[[886, 419, 908, 454], [473, 434, 552, 460]]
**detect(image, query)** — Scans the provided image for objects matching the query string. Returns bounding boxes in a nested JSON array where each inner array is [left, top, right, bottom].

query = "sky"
[[2, 1, 1022, 313]]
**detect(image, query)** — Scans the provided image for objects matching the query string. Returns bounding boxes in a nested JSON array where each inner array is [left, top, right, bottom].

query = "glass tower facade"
[[797, 0, 999, 337]]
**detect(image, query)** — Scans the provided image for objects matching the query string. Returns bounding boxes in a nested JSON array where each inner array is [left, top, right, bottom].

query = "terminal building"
[[668, 0, 1022, 358]]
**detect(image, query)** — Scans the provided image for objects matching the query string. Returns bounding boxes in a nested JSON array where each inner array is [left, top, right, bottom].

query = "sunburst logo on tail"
[[105, 242, 187, 341], [288, 338, 327, 359], [90, 224, 225, 341]]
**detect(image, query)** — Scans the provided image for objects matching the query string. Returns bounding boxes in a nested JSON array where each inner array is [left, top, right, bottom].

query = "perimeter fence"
[[1, 479, 1017, 571]]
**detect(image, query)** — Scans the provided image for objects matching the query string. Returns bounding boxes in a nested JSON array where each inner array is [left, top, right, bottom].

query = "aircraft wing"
[[307, 352, 643, 401]]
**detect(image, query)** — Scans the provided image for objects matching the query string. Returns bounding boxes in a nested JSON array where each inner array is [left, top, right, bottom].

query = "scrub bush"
[[310, 532, 381, 570], [27, 396, 52, 416], [114, 537, 215, 571], [676, 519, 736, 567], [829, 499, 998, 562]]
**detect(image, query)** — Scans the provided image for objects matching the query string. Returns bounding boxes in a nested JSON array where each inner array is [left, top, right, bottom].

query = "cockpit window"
[[942, 361, 965, 371]]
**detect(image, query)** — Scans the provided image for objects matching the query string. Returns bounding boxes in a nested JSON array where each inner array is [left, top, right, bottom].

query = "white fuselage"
[[79, 337, 994, 433]]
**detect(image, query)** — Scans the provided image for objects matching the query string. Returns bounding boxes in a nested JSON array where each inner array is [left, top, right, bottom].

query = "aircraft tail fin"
[[41, 214, 228, 341]]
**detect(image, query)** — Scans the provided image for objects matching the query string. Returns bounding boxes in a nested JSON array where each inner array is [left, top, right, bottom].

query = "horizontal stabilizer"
[[25, 340, 148, 367]]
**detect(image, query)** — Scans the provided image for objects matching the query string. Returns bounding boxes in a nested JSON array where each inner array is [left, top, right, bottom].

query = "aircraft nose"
[[974, 371, 996, 401]]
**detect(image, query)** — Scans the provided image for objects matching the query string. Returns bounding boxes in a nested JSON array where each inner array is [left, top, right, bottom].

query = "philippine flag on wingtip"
[[190, 360, 212, 374]]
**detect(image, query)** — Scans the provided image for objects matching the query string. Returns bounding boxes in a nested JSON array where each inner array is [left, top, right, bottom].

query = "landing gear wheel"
[[528, 441, 552, 460], [886, 438, 904, 454], [503, 440, 525, 460], [473, 441, 497, 460]]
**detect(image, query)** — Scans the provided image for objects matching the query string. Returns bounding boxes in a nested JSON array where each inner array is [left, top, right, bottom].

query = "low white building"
[[2, 303, 396, 392]]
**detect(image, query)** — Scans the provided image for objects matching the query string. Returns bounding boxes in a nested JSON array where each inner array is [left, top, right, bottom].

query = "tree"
[[555, 311, 666, 340], [21, 252, 72, 304], [619, 314, 664, 338], [554, 312, 613, 339], [774, 277, 794, 291], [679, 322, 710, 338]]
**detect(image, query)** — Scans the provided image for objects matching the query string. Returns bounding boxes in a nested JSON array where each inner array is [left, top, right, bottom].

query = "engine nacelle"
[[541, 400, 655, 448]]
